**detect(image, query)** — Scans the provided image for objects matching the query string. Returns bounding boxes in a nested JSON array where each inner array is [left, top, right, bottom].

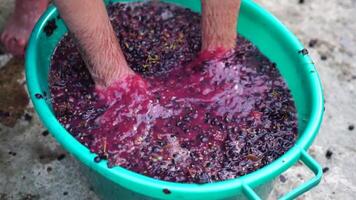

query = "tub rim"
[[25, 0, 324, 199]]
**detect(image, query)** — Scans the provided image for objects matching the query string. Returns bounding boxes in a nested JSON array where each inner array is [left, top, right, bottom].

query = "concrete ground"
[[0, 0, 355, 199]]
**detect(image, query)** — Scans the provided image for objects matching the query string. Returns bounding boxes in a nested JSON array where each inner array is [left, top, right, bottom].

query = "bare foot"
[[1, 0, 49, 57]]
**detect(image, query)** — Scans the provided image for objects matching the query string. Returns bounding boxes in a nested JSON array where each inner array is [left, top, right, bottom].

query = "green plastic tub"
[[25, 0, 324, 199]]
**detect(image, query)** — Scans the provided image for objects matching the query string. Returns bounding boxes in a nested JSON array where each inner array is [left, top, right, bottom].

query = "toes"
[[0, 34, 25, 57], [0, 28, 27, 57], [8, 38, 25, 57]]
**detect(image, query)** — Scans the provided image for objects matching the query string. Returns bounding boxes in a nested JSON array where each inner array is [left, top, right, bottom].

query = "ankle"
[[89, 54, 133, 88]]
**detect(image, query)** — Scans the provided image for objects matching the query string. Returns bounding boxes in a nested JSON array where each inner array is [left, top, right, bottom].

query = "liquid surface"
[[49, 2, 297, 183]]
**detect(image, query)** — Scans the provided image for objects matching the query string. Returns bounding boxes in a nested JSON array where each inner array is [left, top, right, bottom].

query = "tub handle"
[[243, 150, 323, 200]]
